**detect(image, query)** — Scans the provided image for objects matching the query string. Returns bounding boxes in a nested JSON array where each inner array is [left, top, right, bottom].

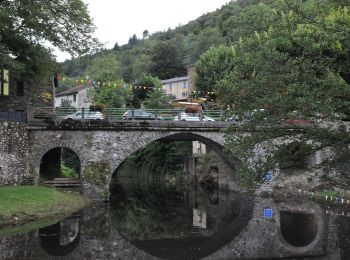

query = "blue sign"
[[263, 171, 273, 182], [264, 208, 273, 219]]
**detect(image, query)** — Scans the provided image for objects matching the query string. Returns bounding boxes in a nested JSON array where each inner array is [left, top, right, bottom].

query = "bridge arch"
[[108, 131, 229, 184], [33, 140, 86, 184]]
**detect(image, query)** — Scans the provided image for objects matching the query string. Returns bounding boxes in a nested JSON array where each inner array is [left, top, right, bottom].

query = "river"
[[0, 178, 349, 259]]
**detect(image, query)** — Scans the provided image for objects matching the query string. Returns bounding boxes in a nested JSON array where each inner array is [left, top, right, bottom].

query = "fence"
[[29, 107, 227, 122]]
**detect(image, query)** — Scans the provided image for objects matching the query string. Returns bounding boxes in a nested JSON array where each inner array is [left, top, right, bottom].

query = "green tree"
[[185, 27, 225, 64], [0, 0, 99, 79], [132, 54, 152, 80], [128, 34, 138, 45], [195, 45, 235, 94], [85, 53, 121, 82], [215, 0, 350, 182], [144, 87, 172, 109], [132, 74, 161, 107], [93, 83, 133, 108], [150, 36, 187, 79]]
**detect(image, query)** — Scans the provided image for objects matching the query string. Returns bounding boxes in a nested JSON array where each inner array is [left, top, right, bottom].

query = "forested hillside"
[[59, 0, 275, 84], [59, 0, 350, 121]]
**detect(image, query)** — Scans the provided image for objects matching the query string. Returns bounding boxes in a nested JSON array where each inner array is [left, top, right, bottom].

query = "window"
[[16, 81, 24, 96], [0, 69, 9, 96], [169, 83, 172, 92], [73, 94, 77, 102], [183, 81, 187, 88]]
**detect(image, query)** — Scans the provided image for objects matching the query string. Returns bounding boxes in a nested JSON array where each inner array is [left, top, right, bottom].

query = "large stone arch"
[[108, 131, 227, 182]]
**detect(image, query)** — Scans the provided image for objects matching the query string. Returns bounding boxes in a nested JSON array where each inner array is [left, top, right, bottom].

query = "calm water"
[[1, 180, 349, 260]]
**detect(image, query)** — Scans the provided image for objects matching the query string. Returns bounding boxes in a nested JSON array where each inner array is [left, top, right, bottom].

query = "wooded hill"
[[59, 0, 275, 84]]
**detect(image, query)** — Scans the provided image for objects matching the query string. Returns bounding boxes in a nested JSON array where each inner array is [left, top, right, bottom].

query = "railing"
[[0, 111, 27, 122], [28, 106, 230, 124]]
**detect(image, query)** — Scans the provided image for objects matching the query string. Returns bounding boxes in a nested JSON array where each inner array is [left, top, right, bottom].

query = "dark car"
[[122, 109, 164, 120]]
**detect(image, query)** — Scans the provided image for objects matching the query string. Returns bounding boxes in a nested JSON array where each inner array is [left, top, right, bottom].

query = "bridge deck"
[[27, 120, 236, 131]]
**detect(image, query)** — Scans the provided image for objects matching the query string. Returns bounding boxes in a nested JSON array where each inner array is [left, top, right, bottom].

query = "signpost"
[[0, 68, 9, 96]]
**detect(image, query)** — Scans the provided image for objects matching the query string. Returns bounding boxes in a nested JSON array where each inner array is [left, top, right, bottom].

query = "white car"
[[62, 111, 104, 120], [173, 112, 215, 122]]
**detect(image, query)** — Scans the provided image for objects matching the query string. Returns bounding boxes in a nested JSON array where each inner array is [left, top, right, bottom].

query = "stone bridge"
[[28, 122, 233, 199]]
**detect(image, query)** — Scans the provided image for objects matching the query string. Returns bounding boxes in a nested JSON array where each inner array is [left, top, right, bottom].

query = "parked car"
[[173, 112, 215, 122], [122, 109, 164, 120], [62, 111, 104, 120], [226, 109, 267, 123]]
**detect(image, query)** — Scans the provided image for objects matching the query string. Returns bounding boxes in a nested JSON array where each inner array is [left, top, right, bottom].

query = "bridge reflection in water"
[[1, 182, 349, 259]]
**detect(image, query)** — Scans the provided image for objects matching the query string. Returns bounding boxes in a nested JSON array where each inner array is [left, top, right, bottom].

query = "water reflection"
[[109, 180, 254, 260], [39, 214, 81, 256], [280, 211, 318, 247], [0, 186, 350, 259]]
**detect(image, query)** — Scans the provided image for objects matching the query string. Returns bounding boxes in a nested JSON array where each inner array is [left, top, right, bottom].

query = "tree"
[[93, 84, 133, 108], [132, 54, 152, 80], [85, 53, 121, 82], [150, 36, 187, 79], [143, 30, 150, 39], [128, 34, 138, 45], [213, 0, 350, 183], [113, 42, 120, 52], [0, 0, 99, 80], [132, 74, 161, 107], [185, 27, 225, 64], [216, 1, 350, 120], [144, 87, 172, 109], [195, 45, 235, 94]]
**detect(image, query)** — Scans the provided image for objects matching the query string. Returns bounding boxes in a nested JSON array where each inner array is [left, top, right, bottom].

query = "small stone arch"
[[33, 141, 85, 184], [35, 141, 86, 170]]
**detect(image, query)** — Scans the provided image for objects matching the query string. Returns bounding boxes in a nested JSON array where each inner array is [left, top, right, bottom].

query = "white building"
[[161, 76, 189, 99], [55, 86, 92, 109]]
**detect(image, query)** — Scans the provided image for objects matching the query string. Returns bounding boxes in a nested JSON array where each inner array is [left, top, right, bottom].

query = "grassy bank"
[[0, 186, 89, 228]]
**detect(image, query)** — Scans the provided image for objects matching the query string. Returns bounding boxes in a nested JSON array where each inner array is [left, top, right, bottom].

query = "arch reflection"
[[39, 214, 81, 256], [280, 211, 318, 247], [110, 181, 253, 260]]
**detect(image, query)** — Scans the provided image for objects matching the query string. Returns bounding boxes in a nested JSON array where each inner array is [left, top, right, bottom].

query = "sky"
[[53, 0, 229, 62]]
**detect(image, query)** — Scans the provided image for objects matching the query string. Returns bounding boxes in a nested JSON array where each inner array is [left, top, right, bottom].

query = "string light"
[[59, 78, 217, 95]]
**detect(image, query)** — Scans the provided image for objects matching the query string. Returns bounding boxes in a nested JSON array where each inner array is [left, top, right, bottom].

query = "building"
[[160, 66, 197, 100], [55, 85, 92, 109], [161, 76, 189, 99], [0, 68, 52, 115]]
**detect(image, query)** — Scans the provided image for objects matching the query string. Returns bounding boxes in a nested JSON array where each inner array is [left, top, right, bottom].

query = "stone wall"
[[0, 234, 30, 259], [0, 122, 31, 185]]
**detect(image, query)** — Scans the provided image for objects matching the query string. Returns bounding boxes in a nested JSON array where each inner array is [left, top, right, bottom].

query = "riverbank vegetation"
[[0, 186, 88, 228]]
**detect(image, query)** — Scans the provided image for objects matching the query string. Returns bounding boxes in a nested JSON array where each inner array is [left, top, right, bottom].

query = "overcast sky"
[[53, 0, 229, 61]]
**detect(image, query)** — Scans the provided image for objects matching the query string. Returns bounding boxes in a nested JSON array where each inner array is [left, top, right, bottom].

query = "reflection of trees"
[[117, 141, 192, 180], [111, 183, 194, 240], [110, 181, 254, 260]]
